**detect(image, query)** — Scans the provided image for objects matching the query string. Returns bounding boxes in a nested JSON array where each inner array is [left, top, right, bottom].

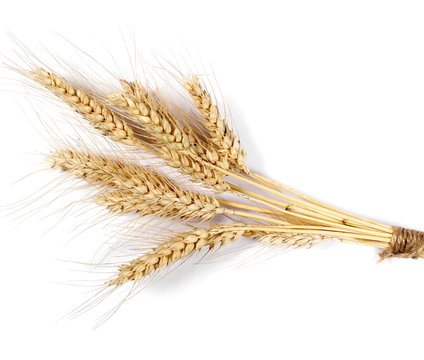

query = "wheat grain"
[[108, 225, 246, 286], [184, 76, 248, 172]]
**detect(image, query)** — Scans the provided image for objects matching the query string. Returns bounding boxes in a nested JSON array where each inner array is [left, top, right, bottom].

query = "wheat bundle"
[[15, 61, 424, 305]]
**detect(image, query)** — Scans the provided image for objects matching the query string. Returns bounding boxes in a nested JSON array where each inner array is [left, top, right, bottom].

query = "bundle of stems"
[[22, 67, 424, 291]]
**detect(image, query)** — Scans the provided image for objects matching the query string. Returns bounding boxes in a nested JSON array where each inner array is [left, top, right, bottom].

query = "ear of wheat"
[[15, 56, 424, 312], [30, 69, 229, 193], [29, 68, 143, 147], [184, 76, 247, 173], [108, 224, 246, 286], [46, 149, 228, 221], [109, 80, 234, 190]]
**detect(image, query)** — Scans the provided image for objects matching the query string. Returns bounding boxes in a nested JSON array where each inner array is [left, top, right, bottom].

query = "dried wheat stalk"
[[16, 57, 424, 309], [110, 226, 338, 287]]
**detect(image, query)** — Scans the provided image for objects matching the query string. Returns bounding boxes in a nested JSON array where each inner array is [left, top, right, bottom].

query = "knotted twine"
[[380, 227, 424, 259]]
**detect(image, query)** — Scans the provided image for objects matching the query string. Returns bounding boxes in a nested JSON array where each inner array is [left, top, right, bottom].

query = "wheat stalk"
[[14, 56, 424, 316], [45, 150, 289, 224], [108, 226, 342, 286], [33, 69, 423, 262], [35, 76, 404, 253]]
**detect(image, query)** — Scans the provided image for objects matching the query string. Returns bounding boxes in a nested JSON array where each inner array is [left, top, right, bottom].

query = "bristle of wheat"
[[29, 68, 142, 147], [108, 225, 246, 286], [184, 76, 248, 173], [46, 149, 225, 221]]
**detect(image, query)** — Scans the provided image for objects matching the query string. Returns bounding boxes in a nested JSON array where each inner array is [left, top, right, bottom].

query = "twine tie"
[[380, 226, 424, 259]]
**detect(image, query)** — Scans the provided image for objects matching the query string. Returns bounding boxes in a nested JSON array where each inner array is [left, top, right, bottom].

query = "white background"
[[1, 1, 424, 359]]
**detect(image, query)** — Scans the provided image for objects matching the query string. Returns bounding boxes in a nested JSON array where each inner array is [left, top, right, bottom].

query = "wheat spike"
[[46, 150, 225, 221], [46, 149, 149, 190], [184, 76, 248, 173], [246, 231, 330, 248], [111, 80, 230, 169], [95, 189, 224, 221], [29, 68, 143, 147], [117, 81, 231, 170], [159, 146, 230, 192], [109, 81, 230, 192], [29, 69, 228, 192], [108, 225, 246, 286], [109, 81, 192, 152]]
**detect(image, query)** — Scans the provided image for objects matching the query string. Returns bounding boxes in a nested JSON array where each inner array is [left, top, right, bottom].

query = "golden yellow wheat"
[[16, 58, 424, 309]]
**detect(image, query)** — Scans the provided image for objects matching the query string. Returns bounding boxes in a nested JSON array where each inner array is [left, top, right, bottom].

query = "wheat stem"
[[229, 210, 290, 225], [217, 199, 288, 217], [249, 172, 392, 233], [221, 224, 391, 243], [214, 164, 389, 233]]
